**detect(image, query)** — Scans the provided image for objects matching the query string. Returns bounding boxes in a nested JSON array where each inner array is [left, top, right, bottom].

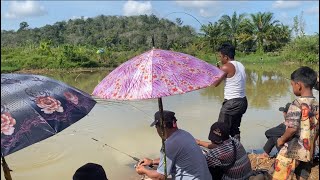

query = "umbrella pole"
[[1, 156, 12, 180], [158, 97, 167, 180]]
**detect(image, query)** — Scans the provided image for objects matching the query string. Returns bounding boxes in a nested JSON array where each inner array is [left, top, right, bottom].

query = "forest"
[[1, 12, 319, 72]]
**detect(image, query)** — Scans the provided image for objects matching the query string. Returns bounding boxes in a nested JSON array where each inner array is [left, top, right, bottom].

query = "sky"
[[1, 0, 319, 35]]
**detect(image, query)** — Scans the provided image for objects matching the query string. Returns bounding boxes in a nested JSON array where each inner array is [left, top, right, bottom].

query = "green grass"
[[1, 66, 21, 73]]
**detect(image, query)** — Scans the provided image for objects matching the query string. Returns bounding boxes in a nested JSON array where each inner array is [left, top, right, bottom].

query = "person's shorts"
[[294, 161, 312, 179]]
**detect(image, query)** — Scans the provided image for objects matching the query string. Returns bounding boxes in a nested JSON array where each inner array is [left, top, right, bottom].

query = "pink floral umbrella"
[[93, 48, 224, 100], [92, 48, 224, 178]]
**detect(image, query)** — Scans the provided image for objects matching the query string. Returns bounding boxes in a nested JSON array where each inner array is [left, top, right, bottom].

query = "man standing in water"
[[214, 43, 247, 141]]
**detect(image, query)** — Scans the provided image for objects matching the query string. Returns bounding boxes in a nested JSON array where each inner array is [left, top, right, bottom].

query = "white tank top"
[[224, 61, 246, 100]]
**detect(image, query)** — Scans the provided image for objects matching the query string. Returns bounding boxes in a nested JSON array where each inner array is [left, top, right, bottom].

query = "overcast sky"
[[1, 1, 319, 35]]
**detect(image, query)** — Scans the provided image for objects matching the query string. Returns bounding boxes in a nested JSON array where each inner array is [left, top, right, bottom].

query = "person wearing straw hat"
[[135, 110, 212, 180]]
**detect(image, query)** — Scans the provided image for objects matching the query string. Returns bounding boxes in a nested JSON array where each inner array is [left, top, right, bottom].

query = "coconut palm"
[[218, 11, 247, 49], [200, 22, 229, 51], [264, 23, 291, 51], [249, 12, 280, 53]]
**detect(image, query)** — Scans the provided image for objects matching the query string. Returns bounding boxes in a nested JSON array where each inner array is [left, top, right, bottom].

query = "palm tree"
[[218, 11, 247, 49], [200, 22, 228, 51], [249, 12, 279, 53]]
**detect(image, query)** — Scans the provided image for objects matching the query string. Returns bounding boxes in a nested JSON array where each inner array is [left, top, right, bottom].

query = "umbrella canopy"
[[1, 73, 96, 157], [92, 48, 224, 179], [92, 48, 224, 100]]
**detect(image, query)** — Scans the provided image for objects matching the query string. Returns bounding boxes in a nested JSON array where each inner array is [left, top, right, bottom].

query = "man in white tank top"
[[213, 43, 248, 141]]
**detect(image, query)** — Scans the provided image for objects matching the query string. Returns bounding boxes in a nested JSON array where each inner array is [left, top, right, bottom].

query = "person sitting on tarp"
[[135, 110, 212, 180], [196, 122, 252, 180], [258, 103, 291, 159]]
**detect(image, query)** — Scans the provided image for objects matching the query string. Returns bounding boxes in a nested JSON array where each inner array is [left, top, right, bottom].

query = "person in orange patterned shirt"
[[271, 66, 319, 180]]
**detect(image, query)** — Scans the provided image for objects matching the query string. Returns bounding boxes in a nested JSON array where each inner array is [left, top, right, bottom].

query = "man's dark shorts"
[[218, 97, 248, 137], [295, 161, 312, 179]]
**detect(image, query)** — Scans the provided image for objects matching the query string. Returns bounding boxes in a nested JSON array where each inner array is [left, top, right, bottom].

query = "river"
[[1, 63, 319, 180]]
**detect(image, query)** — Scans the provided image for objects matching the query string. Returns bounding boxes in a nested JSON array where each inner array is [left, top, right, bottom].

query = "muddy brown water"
[[1, 63, 319, 180]]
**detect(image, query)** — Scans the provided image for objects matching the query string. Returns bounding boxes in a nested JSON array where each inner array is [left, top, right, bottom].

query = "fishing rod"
[[256, 123, 271, 129], [92, 138, 140, 162]]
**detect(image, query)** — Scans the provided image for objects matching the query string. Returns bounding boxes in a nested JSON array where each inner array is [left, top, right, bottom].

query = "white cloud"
[[175, 1, 218, 9], [305, 6, 319, 15], [4, 1, 47, 19], [175, 1, 220, 17], [123, 0, 152, 16], [272, 1, 301, 9]]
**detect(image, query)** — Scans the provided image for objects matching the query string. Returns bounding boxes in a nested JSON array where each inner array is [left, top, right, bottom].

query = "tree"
[[249, 12, 280, 53], [292, 11, 306, 38], [264, 24, 291, 51], [175, 18, 183, 26], [200, 22, 229, 51], [19, 21, 29, 31], [298, 11, 306, 37], [293, 15, 299, 38], [218, 11, 247, 49]]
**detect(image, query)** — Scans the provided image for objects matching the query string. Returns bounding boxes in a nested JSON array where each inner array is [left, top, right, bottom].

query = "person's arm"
[[277, 103, 300, 147], [213, 63, 234, 87], [213, 70, 227, 87], [277, 127, 298, 146], [139, 158, 160, 166], [136, 165, 165, 180], [195, 139, 217, 149], [152, 158, 160, 165]]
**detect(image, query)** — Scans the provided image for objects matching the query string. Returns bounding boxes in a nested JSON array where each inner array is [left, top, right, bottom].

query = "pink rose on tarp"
[[36, 96, 64, 114], [1, 112, 16, 135], [64, 92, 78, 105]]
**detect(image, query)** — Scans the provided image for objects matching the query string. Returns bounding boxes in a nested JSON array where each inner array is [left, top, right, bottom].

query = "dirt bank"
[[249, 153, 319, 180]]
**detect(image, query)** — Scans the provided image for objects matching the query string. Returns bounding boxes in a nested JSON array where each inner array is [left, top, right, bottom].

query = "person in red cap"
[[135, 110, 212, 180], [196, 122, 252, 180]]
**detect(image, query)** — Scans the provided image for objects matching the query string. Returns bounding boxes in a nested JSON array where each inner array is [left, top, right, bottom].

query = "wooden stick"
[[1, 156, 12, 180]]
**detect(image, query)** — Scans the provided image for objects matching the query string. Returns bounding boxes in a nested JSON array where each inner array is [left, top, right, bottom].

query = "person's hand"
[[277, 137, 285, 147], [195, 139, 201, 145], [135, 164, 146, 175], [139, 158, 153, 166]]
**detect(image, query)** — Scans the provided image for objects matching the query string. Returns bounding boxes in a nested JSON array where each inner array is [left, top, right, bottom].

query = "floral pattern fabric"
[[279, 97, 319, 162], [92, 48, 224, 100], [272, 154, 297, 180], [1, 73, 96, 156], [272, 97, 319, 179]]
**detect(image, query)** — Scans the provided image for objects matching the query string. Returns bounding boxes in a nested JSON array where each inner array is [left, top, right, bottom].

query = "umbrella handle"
[[158, 98, 168, 180], [1, 156, 13, 180]]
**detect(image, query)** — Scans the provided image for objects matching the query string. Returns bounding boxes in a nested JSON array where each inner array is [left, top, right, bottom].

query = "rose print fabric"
[[1, 73, 96, 156], [92, 49, 224, 100]]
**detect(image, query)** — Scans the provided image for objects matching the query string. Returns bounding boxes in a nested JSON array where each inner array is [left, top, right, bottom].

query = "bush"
[[280, 35, 319, 63]]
